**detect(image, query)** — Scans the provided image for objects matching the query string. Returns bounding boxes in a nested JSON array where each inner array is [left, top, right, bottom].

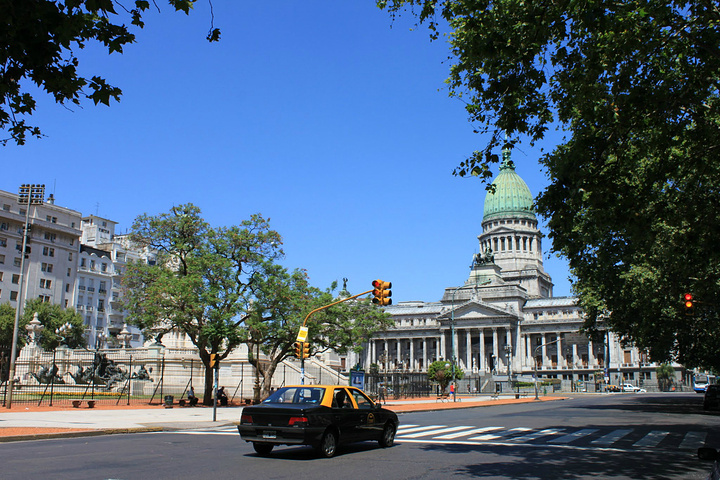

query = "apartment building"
[[0, 189, 81, 311]]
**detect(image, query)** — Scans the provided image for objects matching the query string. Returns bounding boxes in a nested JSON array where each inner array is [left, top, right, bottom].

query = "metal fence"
[[363, 372, 432, 399], [0, 348, 208, 407], [1, 347, 353, 407]]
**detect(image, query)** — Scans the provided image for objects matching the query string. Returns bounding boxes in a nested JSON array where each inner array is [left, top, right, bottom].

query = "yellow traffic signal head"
[[372, 279, 392, 306], [294, 341, 303, 358], [303, 343, 310, 358]]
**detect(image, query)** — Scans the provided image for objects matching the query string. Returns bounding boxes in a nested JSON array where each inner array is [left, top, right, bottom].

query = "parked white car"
[[622, 383, 647, 393]]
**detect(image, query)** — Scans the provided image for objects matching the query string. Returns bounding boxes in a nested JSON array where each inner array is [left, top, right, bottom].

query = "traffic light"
[[295, 342, 304, 359], [303, 342, 310, 358], [209, 353, 218, 368], [684, 293, 694, 315], [372, 280, 392, 306]]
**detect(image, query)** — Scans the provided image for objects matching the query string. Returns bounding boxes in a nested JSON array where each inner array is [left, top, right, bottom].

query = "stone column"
[[572, 344, 578, 369], [505, 328, 512, 373], [588, 340, 596, 367], [479, 329, 485, 372], [557, 332, 564, 368], [542, 333, 549, 367], [409, 338, 415, 371], [466, 330, 472, 373], [396, 339, 401, 368], [384, 339, 388, 370], [422, 337, 428, 371], [492, 328, 499, 372], [440, 334, 446, 361]]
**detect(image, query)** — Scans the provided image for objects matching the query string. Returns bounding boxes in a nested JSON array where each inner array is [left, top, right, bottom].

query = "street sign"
[[350, 370, 365, 389], [296, 326, 308, 343]]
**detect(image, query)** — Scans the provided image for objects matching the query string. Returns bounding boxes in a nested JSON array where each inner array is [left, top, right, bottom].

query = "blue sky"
[[4, 1, 573, 302]]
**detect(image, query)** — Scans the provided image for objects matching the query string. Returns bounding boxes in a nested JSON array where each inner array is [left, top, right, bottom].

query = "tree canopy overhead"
[[1, 0, 220, 145], [379, 0, 720, 371]]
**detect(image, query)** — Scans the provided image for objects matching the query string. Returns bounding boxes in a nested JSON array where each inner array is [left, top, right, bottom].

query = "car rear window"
[[262, 387, 325, 404]]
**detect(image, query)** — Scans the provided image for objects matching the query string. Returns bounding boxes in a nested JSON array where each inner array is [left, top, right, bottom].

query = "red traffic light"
[[684, 293, 693, 309]]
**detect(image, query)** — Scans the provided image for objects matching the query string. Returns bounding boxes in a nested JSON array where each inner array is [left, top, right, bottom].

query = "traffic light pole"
[[300, 289, 374, 329], [297, 283, 390, 385], [298, 288, 375, 385]]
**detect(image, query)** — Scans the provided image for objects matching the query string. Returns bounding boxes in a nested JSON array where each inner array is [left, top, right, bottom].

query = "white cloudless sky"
[[3, 1, 574, 302]]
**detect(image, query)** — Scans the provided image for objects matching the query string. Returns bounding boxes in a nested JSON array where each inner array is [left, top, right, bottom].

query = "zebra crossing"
[[395, 423, 708, 452], [164, 423, 710, 453]]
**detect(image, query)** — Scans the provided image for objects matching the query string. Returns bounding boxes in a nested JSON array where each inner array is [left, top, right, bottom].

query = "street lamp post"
[[504, 343, 512, 393], [7, 184, 45, 409]]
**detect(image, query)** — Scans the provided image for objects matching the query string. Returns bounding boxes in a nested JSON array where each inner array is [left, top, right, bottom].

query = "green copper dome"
[[483, 148, 536, 222]]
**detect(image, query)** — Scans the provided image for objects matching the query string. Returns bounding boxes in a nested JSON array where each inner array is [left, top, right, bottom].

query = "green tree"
[[379, 0, 720, 371], [427, 359, 464, 392], [121, 203, 282, 405], [0, 303, 23, 351], [0, 300, 85, 352], [22, 299, 86, 350], [656, 363, 676, 392], [245, 265, 393, 401], [1, 0, 220, 146]]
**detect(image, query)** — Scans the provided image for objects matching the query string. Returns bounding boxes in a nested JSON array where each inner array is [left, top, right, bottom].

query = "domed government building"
[[358, 149, 687, 393]]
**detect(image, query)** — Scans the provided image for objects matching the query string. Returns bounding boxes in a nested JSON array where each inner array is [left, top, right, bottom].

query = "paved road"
[[2, 393, 718, 480]]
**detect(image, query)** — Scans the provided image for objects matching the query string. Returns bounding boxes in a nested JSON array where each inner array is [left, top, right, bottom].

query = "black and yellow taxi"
[[237, 385, 398, 458]]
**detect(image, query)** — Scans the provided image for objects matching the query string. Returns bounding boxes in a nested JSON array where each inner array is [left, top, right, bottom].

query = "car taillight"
[[288, 416, 308, 427], [240, 414, 253, 424]]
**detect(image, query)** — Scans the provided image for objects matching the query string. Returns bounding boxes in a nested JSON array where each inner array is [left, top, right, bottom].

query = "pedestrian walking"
[[378, 385, 386, 405]]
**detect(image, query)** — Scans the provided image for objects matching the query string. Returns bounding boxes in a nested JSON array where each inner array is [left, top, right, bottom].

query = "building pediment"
[[483, 225, 517, 235], [438, 299, 518, 322]]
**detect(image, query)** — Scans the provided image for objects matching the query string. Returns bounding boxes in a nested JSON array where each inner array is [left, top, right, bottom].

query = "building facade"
[[0, 189, 81, 311], [79, 215, 154, 348], [357, 151, 685, 391]]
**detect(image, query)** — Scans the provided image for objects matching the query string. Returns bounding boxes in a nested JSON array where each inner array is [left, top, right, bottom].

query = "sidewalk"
[[0, 394, 566, 442]]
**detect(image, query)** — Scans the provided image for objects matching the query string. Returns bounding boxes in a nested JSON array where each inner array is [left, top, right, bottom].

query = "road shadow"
[[415, 441, 708, 479], [576, 393, 718, 417], [243, 441, 391, 461]]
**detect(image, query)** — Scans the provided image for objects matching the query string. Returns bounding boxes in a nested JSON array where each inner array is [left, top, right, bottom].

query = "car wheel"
[[317, 430, 338, 458], [379, 422, 396, 448], [253, 442, 274, 456]]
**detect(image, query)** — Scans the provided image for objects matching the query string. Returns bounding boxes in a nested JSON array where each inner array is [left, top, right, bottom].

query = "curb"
[[0, 426, 164, 443], [387, 396, 567, 414]]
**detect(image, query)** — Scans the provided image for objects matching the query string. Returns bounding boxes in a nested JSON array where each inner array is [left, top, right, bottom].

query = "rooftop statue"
[[473, 248, 495, 266]]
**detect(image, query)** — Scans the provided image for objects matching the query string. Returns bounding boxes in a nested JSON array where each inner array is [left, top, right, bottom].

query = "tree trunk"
[[260, 358, 281, 398], [202, 363, 214, 406]]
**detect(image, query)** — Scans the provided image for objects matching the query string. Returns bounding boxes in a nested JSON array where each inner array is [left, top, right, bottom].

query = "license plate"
[[262, 430, 277, 439]]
